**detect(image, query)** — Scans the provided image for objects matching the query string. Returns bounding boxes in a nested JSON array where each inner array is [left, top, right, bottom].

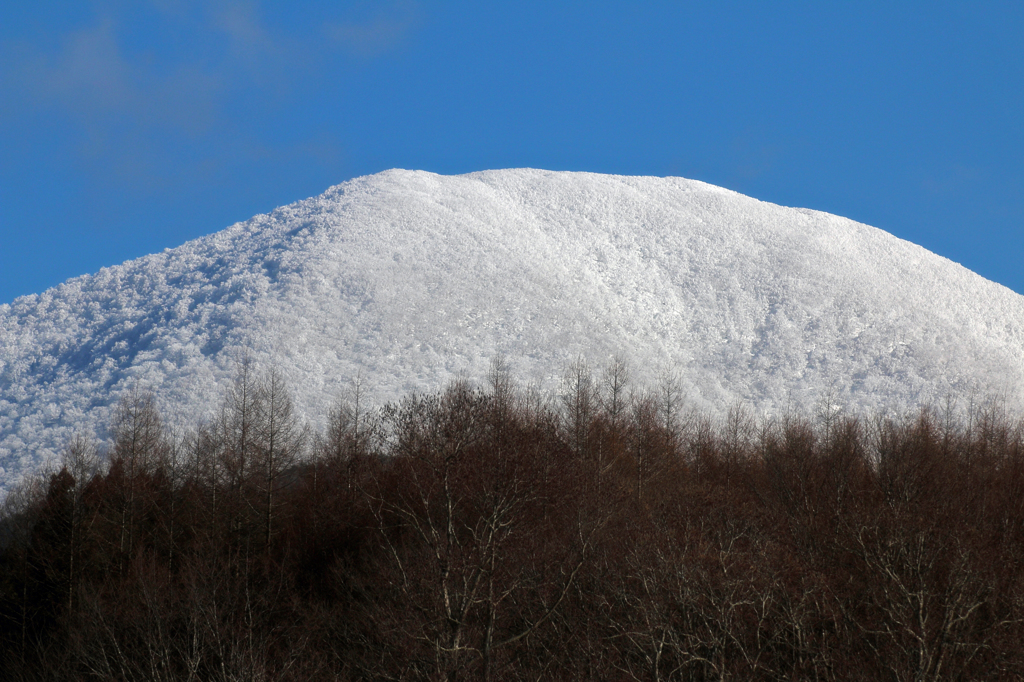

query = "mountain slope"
[[3, 169, 1024, 491]]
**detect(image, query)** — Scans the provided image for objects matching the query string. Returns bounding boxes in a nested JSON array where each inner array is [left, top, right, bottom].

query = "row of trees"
[[2, 358, 1024, 680]]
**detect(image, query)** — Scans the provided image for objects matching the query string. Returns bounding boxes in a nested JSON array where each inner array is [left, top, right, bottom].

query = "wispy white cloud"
[[3, 14, 221, 136], [326, 1, 421, 58], [0, 1, 418, 194], [215, 1, 279, 66]]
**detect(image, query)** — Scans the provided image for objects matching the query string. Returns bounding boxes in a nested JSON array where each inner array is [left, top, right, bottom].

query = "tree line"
[[2, 356, 1024, 680]]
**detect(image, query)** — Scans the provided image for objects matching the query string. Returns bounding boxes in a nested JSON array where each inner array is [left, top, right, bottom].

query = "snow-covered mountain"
[[3, 169, 1024, 492]]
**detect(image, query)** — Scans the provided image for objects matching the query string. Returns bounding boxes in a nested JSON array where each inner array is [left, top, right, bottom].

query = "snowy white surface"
[[3, 169, 1024, 493]]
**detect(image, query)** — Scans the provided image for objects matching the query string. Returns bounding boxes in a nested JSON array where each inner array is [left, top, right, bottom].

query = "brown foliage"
[[2, 362, 1024, 680]]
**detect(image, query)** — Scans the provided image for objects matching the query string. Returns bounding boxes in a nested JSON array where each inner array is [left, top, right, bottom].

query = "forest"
[[2, 357, 1024, 681]]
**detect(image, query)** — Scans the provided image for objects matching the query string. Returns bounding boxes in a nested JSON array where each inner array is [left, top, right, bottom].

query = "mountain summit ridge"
[[2, 168, 1023, 491]]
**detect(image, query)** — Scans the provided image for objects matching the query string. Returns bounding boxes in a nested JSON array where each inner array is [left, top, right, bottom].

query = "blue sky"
[[2, 1, 1022, 304]]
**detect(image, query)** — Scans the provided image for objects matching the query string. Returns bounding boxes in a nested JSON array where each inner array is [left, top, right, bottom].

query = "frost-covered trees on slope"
[[3, 360, 1024, 680], [4, 168, 1024, 496]]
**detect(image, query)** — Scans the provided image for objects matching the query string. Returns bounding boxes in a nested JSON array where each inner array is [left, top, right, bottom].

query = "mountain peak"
[[2, 169, 1023, 492]]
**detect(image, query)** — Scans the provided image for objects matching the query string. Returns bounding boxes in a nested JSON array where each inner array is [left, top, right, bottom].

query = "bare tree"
[[561, 356, 595, 459], [323, 373, 375, 464], [816, 380, 845, 446], [217, 355, 263, 496], [487, 354, 516, 415], [59, 434, 100, 612], [850, 527, 990, 681], [601, 355, 631, 427], [253, 367, 305, 550], [109, 385, 165, 571], [657, 371, 684, 443]]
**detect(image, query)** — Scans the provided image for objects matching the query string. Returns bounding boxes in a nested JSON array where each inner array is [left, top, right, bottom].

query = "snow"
[[2, 168, 1024, 494]]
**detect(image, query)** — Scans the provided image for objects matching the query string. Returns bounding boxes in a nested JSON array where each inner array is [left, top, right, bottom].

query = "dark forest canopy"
[[2, 357, 1024, 681]]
